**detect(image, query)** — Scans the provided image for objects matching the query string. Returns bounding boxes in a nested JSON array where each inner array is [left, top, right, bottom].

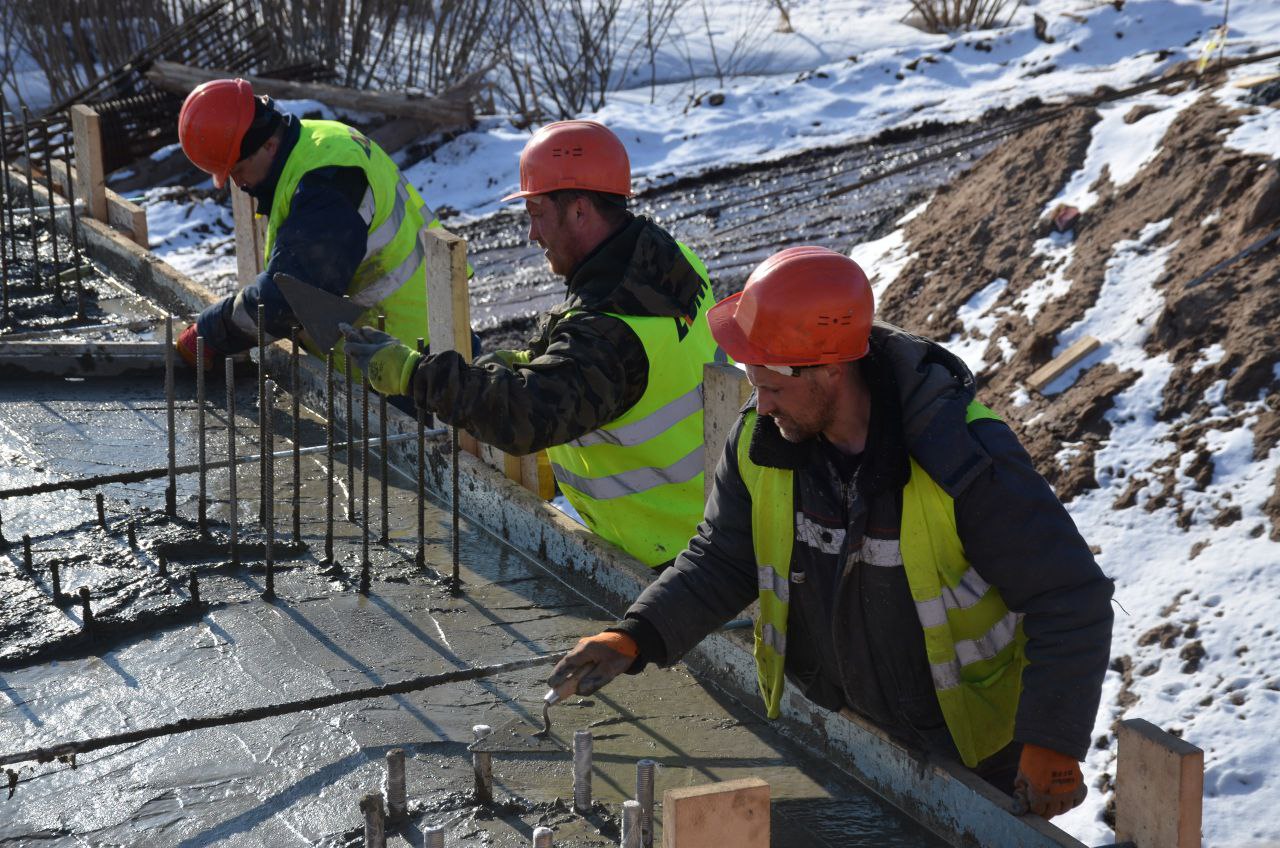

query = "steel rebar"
[[416, 338, 426, 570], [290, 330, 301, 541], [78, 586, 92, 635], [226, 356, 240, 569], [1, 109, 9, 320], [451, 426, 460, 592], [126, 521, 137, 548], [0, 653, 563, 768], [345, 352, 355, 521], [360, 370, 370, 593], [20, 110, 38, 292], [361, 793, 386, 848], [21, 534, 31, 573], [94, 492, 106, 530], [472, 724, 493, 803], [49, 561, 62, 605], [257, 303, 266, 526], [377, 315, 388, 543], [188, 570, 201, 607], [573, 730, 592, 812], [621, 799, 642, 848], [38, 120, 59, 299], [386, 748, 407, 821], [61, 138, 84, 320], [263, 378, 276, 601], [324, 350, 335, 563], [196, 336, 207, 534], [164, 315, 177, 517], [158, 553, 168, 577], [636, 759, 656, 848]]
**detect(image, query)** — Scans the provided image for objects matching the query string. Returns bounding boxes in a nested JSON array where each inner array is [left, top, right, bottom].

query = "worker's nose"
[[527, 218, 540, 244], [756, 394, 776, 417]]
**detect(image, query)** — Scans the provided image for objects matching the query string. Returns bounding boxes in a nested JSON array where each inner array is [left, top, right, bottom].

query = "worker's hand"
[[1012, 743, 1087, 819], [474, 349, 529, 371], [340, 323, 420, 396], [175, 324, 219, 371], [547, 632, 639, 698]]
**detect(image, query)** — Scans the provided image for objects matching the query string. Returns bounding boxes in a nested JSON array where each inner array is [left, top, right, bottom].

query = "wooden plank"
[[663, 777, 769, 848], [1027, 334, 1101, 393], [1116, 719, 1203, 848], [106, 193, 148, 247], [70, 105, 107, 221], [232, 188, 266, 288], [424, 227, 483, 457], [0, 342, 167, 378], [146, 61, 474, 129], [702, 362, 752, 500]]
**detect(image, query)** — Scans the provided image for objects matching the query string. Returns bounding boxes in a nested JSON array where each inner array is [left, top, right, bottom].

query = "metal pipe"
[[636, 759, 656, 848], [197, 336, 207, 534], [360, 371, 370, 594], [573, 730, 593, 813], [424, 825, 445, 848], [345, 352, 355, 521], [60, 138, 84, 320], [0, 432, 431, 500], [257, 303, 266, 527], [451, 426, 460, 592], [290, 330, 300, 542], [20, 110, 38, 292], [386, 748, 407, 822], [263, 378, 276, 601], [38, 120, 59, 299], [416, 337, 425, 570], [95, 492, 106, 530], [621, 800, 642, 848], [324, 350, 334, 563], [226, 356, 240, 569], [360, 793, 386, 848], [377, 315, 388, 544], [472, 724, 493, 804], [165, 315, 176, 517], [532, 826, 554, 847]]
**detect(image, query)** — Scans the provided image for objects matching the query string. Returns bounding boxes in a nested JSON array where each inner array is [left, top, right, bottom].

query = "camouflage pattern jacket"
[[407, 215, 708, 455]]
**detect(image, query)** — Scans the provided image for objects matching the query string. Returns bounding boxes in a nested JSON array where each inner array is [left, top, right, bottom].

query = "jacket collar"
[[246, 114, 301, 216]]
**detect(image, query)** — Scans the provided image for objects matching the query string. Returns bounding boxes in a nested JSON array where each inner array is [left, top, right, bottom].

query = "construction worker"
[[173, 78, 435, 368], [545, 246, 1114, 819], [342, 120, 719, 567]]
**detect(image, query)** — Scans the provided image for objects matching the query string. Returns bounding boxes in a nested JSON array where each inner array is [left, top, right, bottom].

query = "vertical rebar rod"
[[226, 357, 240, 569], [165, 315, 177, 517], [573, 730, 593, 812], [386, 748, 407, 822], [621, 800, 642, 848], [197, 336, 207, 534], [377, 315, 388, 544], [0, 109, 9, 320], [20, 110, 38, 292], [361, 793, 386, 848], [257, 303, 266, 526], [360, 371, 370, 594], [61, 137, 84, 321], [451, 426, 460, 592], [158, 553, 168, 577], [345, 352, 355, 521], [636, 759, 656, 848], [188, 570, 201, 607], [263, 379, 276, 601], [78, 586, 93, 635], [21, 534, 32, 572], [126, 521, 137, 548], [415, 338, 426, 570], [472, 724, 493, 803], [290, 330, 300, 541], [324, 350, 335, 563], [95, 492, 106, 530], [39, 120, 59, 298], [49, 560, 62, 605]]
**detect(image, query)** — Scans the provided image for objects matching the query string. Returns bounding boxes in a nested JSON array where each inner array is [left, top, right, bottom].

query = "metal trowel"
[[468, 715, 565, 754], [274, 272, 366, 353]]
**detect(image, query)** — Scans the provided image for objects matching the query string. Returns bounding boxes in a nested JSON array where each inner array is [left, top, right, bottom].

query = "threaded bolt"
[[636, 759, 656, 848], [472, 724, 493, 804], [424, 824, 445, 847], [621, 799, 642, 848], [532, 826, 554, 847], [386, 748, 406, 821], [572, 730, 592, 813], [360, 792, 386, 848]]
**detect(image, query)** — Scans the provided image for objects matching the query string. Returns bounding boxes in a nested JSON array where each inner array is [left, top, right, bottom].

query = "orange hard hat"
[[501, 120, 632, 201], [178, 78, 255, 189], [707, 246, 874, 367]]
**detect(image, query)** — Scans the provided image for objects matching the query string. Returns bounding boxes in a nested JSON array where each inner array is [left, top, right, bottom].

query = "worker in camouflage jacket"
[[545, 247, 1114, 820], [343, 121, 721, 567]]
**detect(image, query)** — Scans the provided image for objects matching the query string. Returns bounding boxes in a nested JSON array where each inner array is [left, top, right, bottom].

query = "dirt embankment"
[[879, 81, 1280, 536]]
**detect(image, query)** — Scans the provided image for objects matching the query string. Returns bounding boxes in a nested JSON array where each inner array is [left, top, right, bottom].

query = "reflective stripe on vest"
[[737, 401, 1027, 767], [545, 243, 718, 567], [266, 120, 434, 360]]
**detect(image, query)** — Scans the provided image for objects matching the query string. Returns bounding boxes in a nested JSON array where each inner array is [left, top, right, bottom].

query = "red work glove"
[[175, 324, 219, 371], [547, 632, 639, 699], [1012, 743, 1087, 819]]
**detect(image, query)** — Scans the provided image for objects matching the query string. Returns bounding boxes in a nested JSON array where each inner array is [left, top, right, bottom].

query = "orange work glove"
[[1012, 743, 1087, 819], [546, 632, 639, 699], [175, 324, 219, 371]]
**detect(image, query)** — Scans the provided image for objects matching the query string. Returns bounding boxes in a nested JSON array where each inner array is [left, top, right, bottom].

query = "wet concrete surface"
[[453, 124, 991, 345], [0, 375, 945, 846]]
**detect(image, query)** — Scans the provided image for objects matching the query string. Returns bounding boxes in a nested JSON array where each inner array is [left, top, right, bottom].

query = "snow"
[[849, 201, 927, 301], [945, 276, 1009, 375]]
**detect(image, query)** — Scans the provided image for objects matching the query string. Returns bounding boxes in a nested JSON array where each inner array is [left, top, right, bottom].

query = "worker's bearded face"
[[746, 365, 836, 443], [229, 137, 278, 192], [525, 195, 585, 278]]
